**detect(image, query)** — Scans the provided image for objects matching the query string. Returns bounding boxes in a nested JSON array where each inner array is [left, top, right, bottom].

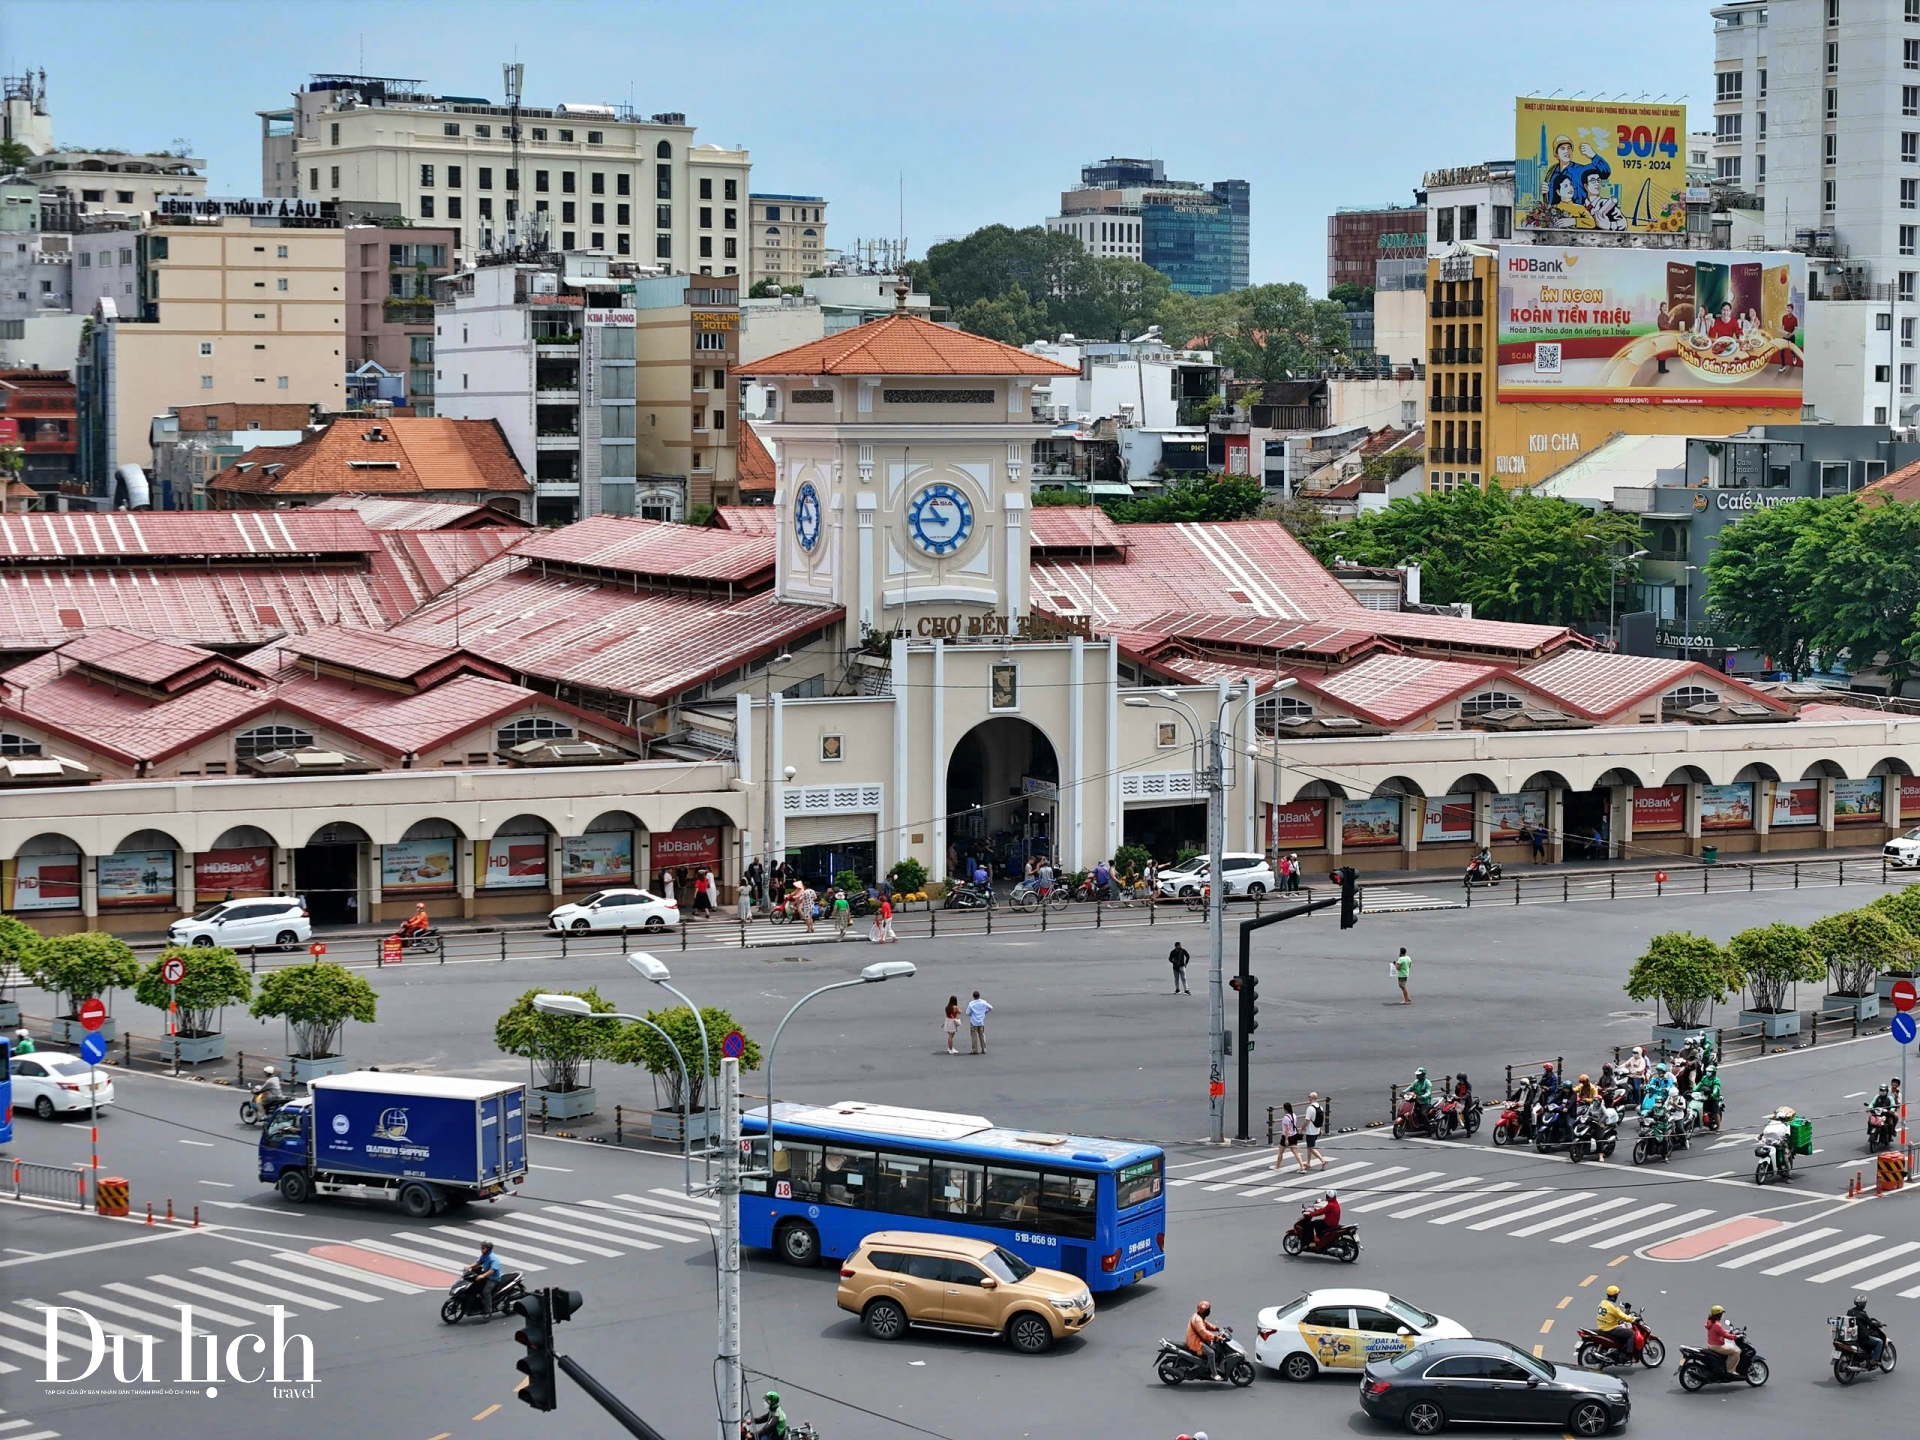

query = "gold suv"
[[836, 1230, 1095, 1354]]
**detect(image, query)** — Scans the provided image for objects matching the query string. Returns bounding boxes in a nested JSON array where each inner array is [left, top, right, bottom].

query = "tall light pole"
[[533, 993, 695, 1192], [1680, 563, 1700, 662], [757, 651, 792, 915]]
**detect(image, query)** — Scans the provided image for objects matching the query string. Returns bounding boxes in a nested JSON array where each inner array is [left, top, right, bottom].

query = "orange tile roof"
[[209, 417, 530, 498], [740, 312, 1078, 377], [1860, 457, 1920, 504], [738, 419, 775, 492]]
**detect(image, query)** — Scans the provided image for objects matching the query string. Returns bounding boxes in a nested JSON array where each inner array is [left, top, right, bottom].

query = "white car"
[[168, 896, 311, 949], [11, 1051, 115, 1119], [1156, 853, 1276, 899], [1254, 1288, 1470, 1382], [1885, 828, 1920, 868], [547, 888, 680, 933]]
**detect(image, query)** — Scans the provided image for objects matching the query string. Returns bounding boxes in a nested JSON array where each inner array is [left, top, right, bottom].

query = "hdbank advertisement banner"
[[1497, 247, 1807, 408], [1516, 98, 1688, 234]]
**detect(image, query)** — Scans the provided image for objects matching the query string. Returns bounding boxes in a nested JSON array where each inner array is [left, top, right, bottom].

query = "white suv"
[[168, 897, 311, 950], [1156, 853, 1275, 899], [1886, 828, 1920, 869]]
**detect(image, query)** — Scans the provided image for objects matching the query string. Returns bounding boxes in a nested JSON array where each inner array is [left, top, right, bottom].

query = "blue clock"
[[905, 482, 975, 556], [794, 480, 822, 553]]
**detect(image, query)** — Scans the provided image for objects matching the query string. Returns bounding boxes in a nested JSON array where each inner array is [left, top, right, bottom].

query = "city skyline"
[[9, 0, 1710, 291]]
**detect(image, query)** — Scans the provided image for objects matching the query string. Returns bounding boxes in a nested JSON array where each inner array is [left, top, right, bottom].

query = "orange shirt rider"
[[400, 903, 431, 935], [1186, 1300, 1223, 1356]]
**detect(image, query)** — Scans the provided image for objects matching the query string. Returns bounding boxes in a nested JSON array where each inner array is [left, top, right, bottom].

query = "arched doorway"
[[297, 820, 371, 925], [947, 717, 1059, 878]]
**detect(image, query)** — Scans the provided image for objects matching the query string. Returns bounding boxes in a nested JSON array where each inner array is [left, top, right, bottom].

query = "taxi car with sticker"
[[1254, 1288, 1469, 1381]]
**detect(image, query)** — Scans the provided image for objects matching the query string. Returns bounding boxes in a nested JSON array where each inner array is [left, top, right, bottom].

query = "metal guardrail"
[[12, 1158, 86, 1208], [1437, 854, 1907, 910]]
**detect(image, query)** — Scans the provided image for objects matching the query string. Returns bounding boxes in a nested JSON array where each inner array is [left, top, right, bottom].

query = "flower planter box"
[[0, 999, 18, 1031], [1649, 1023, 1712, 1050], [1822, 993, 1879, 1022], [287, 1053, 352, 1082], [53, 1015, 115, 1045], [649, 1107, 722, 1143], [1739, 1008, 1800, 1038], [1877, 974, 1917, 1002], [161, 1032, 226, 1065], [532, 1085, 596, 1121]]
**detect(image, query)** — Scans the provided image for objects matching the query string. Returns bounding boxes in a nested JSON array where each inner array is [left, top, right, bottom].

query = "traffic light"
[[513, 1291, 557, 1412], [1238, 973, 1260, 1051], [1337, 867, 1360, 929], [549, 1288, 585, 1325]]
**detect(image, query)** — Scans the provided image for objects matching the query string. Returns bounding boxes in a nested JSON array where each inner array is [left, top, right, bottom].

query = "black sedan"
[[1360, 1338, 1629, 1436]]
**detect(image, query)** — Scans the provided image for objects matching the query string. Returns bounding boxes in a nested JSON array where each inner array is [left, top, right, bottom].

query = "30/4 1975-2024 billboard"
[[1497, 247, 1808, 408], [1516, 97, 1688, 234]]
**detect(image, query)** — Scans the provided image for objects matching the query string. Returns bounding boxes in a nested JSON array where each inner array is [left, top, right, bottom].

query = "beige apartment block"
[[748, 193, 827, 289], [632, 273, 739, 508]]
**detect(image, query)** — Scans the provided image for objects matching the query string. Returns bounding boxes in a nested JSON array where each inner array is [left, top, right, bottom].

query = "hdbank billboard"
[[1497, 247, 1807, 408]]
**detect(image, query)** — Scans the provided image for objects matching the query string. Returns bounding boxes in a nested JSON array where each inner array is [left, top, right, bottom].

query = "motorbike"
[[1688, 1086, 1722, 1133], [1464, 858, 1503, 887], [1568, 1103, 1618, 1163], [1532, 1094, 1576, 1153], [1281, 1206, 1360, 1263], [1574, 1309, 1666, 1370], [767, 897, 820, 924], [1073, 876, 1117, 903], [1677, 1326, 1768, 1390], [1392, 1090, 1463, 1140], [1490, 1081, 1538, 1147], [1830, 1314, 1897, 1385], [1753, 1136, 1794, 1186], [742, 1423, 822, 1440], [1183, 885, 1213, 914], [1009, 879, 1069, 913], [239, 1086, 293, 1127], [1155, 1326, 1256, 1387], [1868, 1105, 1898, 1152], [393, 925, 442, 954], [440, 1265, 527, 1324], [1632, 1106, 1678, 1167], [941, 883, 994, 911]]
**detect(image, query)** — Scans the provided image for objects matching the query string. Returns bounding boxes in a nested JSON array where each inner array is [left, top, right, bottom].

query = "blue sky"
[[8, 0, 1711, 289]]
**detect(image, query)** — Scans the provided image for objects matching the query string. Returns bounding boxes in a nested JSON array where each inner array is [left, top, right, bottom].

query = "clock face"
[[794, 481, 822, 553], [905, 482, 975, 557]]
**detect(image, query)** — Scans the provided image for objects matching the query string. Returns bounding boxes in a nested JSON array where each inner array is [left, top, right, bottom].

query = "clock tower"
[[741, 305, 1077, 635]]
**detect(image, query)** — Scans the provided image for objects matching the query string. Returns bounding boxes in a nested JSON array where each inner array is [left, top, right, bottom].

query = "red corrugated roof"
[[1515, 651, 1786, 720], [1129, 612, 1390, 664], [271, 671, 598, 755], [373, 529, 530, 609], [0, 511, 379, 561], [310, 496, 533, 530], [709, 505, 778, 537], [276, 626, 510, 687], [515, 515, 774, 584], [737, 420, 775, 492], [0, 670, 273, 764], [1028, 506, 1128, 553], [1312, 654, 1502, 726], [741, 312, 1079, 377]]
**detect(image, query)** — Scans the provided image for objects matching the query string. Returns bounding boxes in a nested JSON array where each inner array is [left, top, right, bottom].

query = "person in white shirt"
[[965, 991, 993, 1054]]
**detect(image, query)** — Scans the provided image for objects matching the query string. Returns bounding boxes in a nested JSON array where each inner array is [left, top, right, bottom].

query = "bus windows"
[[821, 1146, 873, 1206], [931, 1159, 985, 1219], [1115, 1156, 1164, 1209], [874, 1152, 930, 1216], [772, 1141, 822, 1201], [983, 1166, 1042, 1225], [1040, 1172, 1099, 1239], [741, 1136, 770, 1194]]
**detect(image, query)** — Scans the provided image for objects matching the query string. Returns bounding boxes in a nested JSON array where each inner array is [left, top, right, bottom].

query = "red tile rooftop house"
[[208, 415, 532, 518]]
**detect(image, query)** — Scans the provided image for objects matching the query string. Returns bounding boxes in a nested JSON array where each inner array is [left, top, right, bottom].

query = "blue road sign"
[[1892, 1012, 1917, 1046], [79, 1031, 108, 1065]]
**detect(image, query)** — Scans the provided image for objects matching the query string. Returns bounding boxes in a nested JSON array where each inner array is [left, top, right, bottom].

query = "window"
[[497, 717, 573, 748], [872, 1153, 930, 1216], [1825, 178, 1837, 212], [724, 207, 736, 230], [1825, 133, 1837, 166], [1759, 67, 1767, 96], [699, 236, 712, 258], [1462, 691, 1524, 718], [1434, 207, 1453, 243], [657, 234, 672, 259], [1903, 364, 1914, 396], [562, 202, 576, 224], [531, 127, 547, 141], [818, 1146, 872, 1206], [1909, 88, 1920, 120], [562, 172, 576, 195], [657, 204, 672, 228], [591, 202, 604, 224], [1904, 226, 1917, 257], [699, 206, 712, 228], [1827, 39, 1839, 72], [420, 163, 434, 186], [479, 166, 493, 189], [561, 231, 574, 250], [656, 165, 674, 199], [535, 170, 550, 193], [981, 1166, 1041, 1224], [696, 329, 726, 351], [1758, 111, 1766, 138], [448, 196, 462, 219], [276, 375, 289, 390], [1716, 71, 1742, 101], [476, 123, 491, 137], [616, 203, 630, 226], [1910, 39, 1920, 68], [1662, 686, 1718, 713], [616, 233, 630, 255], [1906, 272, 1918, 302], [1717, 113, 1743, 143], [1910, 0, 1919, 20], [712, 368, 725, 388], [1458, 205, 1477, 240], [1909, 134, 1920, 165], [586, 130, 602, 145], [479, 197, 494, 220], [1906, 179, 1918, 209], [724, 237, 737, 259], [199, 341, 213, 356], [1757, 153, 1767, 184], [329, 165, 339, 189], [1828, 0, 1840, 22], [447, 165, 461, 188], [201, 374, 214, 389], [0, 732, 41, 756], [1719, 156, 1743, 183], [655, 140, 671, 159], [330, 122, 339, 145], [237, 724, 315, 758], [557, 129, 574, 142], [419, 195, 435, 218], [724, 178, 737, 201]]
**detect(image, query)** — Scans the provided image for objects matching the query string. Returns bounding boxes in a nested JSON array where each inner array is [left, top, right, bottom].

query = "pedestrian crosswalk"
[[1360, 885, 1468, 914], [0, 1407, 59, 1440], [0, 1187, 718, 1377], [1168, 1152, 1920, 1300]]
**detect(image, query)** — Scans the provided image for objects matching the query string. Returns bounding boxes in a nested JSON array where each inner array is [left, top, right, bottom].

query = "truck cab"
[[258, 1100, 310, 1180]]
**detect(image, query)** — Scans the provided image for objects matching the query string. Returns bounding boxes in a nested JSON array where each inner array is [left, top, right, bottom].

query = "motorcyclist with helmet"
[[1847, 1295, 1888, 1367], [1704, 1304, 1745, 1377], [1639, 1061, 1674, 1115], [399, 901, 431, 937], [1405, 1067, 1434, 1130], [1868, 1082, 1898, 1148], [1186, 1299, 1225, 1380], [1591, 1285, 1636, 1361], [1621, 1046, 1647, 1104], [1759, 1106, 1795, 1178], [1571, 1073, 1598, 1106], [1692, 1064, 1724, 1128], [746, 1388, 789, 1439], [1303, 1188, 1341, 1248], [468, 1240, 501, 1317], [260, 1064, 285, 1104]]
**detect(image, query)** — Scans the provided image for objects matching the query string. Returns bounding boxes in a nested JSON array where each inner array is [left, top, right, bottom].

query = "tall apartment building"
[[75, 214, 346, 501], [749, 193, 827, 288], [258, 74, 749, 272], [344, 223, 457, 414], [1326, 203, 1426, 292], [630, 271, 738, 513], [1045, 158, 1250, 294]]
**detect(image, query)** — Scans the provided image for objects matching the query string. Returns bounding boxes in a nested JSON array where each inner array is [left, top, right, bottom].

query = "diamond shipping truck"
[[259, 1072, 528, 1216]]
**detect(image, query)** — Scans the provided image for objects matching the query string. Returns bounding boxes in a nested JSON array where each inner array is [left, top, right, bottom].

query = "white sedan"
[[547, 888, 679, 933], [1255, 1288, 1470, 1381], [11, 1051, 115, 1119]]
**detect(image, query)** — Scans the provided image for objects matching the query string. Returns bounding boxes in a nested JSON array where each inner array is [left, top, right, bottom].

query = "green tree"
[[1867, 889, 1920, 974], [1624, 930, 1742, 1028], [0, 914, 42, 997], [0, 138, 29, 173], [20, 932, 138, 1019], [1327, 281, 1374, 309], [1110, 474, 1265, 524], [1810, 499, 1920, 688], [1808, 908, 1907, 997], [1200, 282, 1352, 382], [134, 947, 252, 1037], [953, 282, 1043, 345], [494, 986, 613, 1094], [886, 857, 928, 894], [1702, 496, 1826, 678], [607, 1005, 760, 1114], [251, 961, 378, 1059], [1113, 844, 1152, 878], [1724, 922, 1823, 1014]]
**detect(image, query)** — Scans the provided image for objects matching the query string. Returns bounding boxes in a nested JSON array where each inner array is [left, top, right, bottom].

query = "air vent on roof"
[[255, 605, 281, 627], [1318, 716, 1361, 728], [57, 608, 83, 630], [1051, 593, 1075, 608], [363, 426, 387, 442], [1728, 702, 1771, 717], [348, 460, 401, 469], [1227, 589, 1252, 604]]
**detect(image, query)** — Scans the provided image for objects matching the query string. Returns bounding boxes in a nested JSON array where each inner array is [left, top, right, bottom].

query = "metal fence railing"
[[11, 1158, 87, 1208]]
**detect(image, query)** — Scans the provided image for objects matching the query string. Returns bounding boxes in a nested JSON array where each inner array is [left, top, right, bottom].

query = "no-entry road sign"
[[77, 997, 107, 1032]]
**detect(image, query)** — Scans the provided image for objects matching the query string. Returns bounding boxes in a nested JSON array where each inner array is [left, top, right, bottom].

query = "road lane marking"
[[4, 1305, 141, 1345], [55, 1289, 209, 1337], [1806, 1242, 1920, 1284], [230, 1258, 381, 1302], [1608, 1255, 1629, 1267], [1532, 1343, 1544, 1357], [104, 1281, 253, 1327], [278, 1250, 424, 1294], [310, 1242, 461, 1286], [146, 1274, 294, 1317], [440, 1222, 586, 1265], [178, 1139, 215, 1147], [1593, 1209, 1714, 1249], [1390, 1181, 1518, 1221], [1643, 1215, 1781, 1261], [610, 1192, 724, 1223], [399, 1230, 550, 1272], [1539, 1318, 1553, 1334], [1186, 1154, 1284, 1185], [544, 1205, 694, 1246], [490, 1215, 627, 1255], [1579, 1275, 1598, 1288], [1354, 1176, 1479, 1215], [1856, 1256, 1920, 1292], [1475, 1192, 1605, 1233], [1430, 1187, 1548, 1226], [648, 1187, 717, 1209], [1549, 1204, 1672, 1245], [1719, 1227, 1841, 1269], [1556, 1296, 1572, 1310], [528, 1165, 572, 1173], [198, 1181, 235, 1188], [0, 1227, 200, 1268], [1760, 1234, 1882, 1276], [190, 1266, 341, 1310], [474, 1404, 500, 1421]]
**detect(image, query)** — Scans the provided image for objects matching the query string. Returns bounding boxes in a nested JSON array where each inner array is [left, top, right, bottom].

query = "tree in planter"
[[250, 961, 378, 1060], [0, 914, 42, 1006], [20, 932, 137, 1021], [134, 946, 252, 1038], [1866, 890, 1920, 974], [833, 868, 865, 897], [610, 1005, 760, 1116], [1114, 844, 1152, 880], [1808, 908, 1907, 997], [1624, 931, 1742, 1029], [887, 857, 928, 895], [494, 987, 614, 1096], [1725, 923, 1823, 1015]]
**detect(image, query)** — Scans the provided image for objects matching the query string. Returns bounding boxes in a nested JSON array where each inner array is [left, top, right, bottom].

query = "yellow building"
[[632, 272, 739, 508], [77, 215, 345, 496], [1424, 248, 1803, 493]]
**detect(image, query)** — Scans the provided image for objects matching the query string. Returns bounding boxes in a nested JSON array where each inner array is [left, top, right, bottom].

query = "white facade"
[[1025, 339, 1213, 430], [1711, 0, 1770, 194], [1327, 375, 1425, 432], [1800, 296, 1912, 424], [1046, 212, 1143, 261], [1421, 164, 1516, 256]]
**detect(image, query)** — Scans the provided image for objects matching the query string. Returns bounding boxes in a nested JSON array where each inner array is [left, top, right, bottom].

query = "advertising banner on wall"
[[1266, 801, 1327, 849], [1700, 783, 1757, 831], [563, 832, 635, 888], [1341, 797, 1402, 848], [1490, 791, 1548, 840], [1772, 781, 1820, 827], [1497, 245, 1806, 408], [9, 853, 80, 911], [381, 838, 459, 893], [194, 847, 273, 898], [1902, 775, 1920, 825], [1421, 795, 1475, 845], [1516, 97, 1688, 235], [651, 828, 721, 870], [98, 849, 176, 907], [1834, 777, 1884, 824], [1631, 786, 1687, 834], [477, 838, 549, 890]]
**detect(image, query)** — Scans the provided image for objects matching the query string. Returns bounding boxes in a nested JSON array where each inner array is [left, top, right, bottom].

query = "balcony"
[[535, 429, 581, 450], [1464, 395, 1482, 412], [535, 388, 580, 404], [1467, 346, 1484, 364]]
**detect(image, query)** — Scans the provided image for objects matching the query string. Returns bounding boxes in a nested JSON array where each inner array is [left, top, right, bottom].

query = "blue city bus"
[[740, 1100, 1166, 1292], [0, 1038, 12, 1146]]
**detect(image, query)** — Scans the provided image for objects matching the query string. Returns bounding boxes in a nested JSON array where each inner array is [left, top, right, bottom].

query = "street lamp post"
[[1680, 564, 1700, 662], [1607, 548, 1648, 652], [757, 652, 792, 915], [532, 993, 695, 1192]]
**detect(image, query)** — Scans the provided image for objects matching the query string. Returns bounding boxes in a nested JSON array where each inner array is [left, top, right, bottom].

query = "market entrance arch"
[[946, 717, 1059, 880]]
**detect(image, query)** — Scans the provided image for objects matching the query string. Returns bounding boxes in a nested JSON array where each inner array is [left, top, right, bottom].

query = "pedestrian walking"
[[1036, 859, 1054, 898], [660, 869, 676, 906], [1530, 825, 1546, 862], [746, 858, 765, 909], [1273, 1101, 1303, 1171], [1286, 854, 1301, 892], [831, 888, 852, 939], [877, 893, 896, 943], [1145, 858, 1159, 899], [1302, 1092, 1328, 1170], [1168, 940, 1191, 994], [1393, 946, 1411, 1005], [798, 882, 817, 934], [942, 996, 961, 1054], [1275, 854, 1292, 893], [966, 991, 992, 1054], [693, 869, 713, 918]]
